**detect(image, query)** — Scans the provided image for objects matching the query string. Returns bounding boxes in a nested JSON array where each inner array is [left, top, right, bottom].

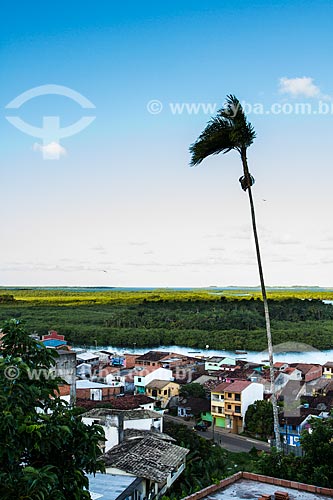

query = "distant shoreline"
[[1, 286, 333, 292]]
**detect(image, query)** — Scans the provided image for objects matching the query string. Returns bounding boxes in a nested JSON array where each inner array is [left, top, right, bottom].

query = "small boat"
[[235, 350, 248, 354]]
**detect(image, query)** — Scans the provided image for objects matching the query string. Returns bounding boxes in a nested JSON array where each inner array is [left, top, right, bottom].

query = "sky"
[[1, 0, 333, 287]]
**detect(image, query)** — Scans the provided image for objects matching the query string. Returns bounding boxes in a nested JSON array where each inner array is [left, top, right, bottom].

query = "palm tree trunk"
[[241, 151, 282, 452]]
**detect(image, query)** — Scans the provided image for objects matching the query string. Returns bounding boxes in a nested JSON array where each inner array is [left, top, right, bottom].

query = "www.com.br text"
[[147, 99, 333, 116]]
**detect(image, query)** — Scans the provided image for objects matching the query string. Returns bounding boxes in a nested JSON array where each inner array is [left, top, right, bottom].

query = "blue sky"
[[1, 0, 333, 287]]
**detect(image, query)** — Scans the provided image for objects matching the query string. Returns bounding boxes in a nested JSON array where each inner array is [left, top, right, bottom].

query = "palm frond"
[[189, 95, 256, 166]]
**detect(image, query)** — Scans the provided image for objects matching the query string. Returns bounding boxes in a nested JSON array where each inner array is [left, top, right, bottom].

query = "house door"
[[90, 389, 102, 400]]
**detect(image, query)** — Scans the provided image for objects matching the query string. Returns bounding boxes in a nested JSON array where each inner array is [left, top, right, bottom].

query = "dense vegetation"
[[163, 421, 261, 498], [258, 417, 333, 488], [0, 288, 333, 350], [0, 320, 104, 500], [162, 421, 228, 498]]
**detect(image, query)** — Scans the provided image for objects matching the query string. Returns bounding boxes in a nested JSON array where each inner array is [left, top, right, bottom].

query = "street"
[[164, 414, 270, 453]]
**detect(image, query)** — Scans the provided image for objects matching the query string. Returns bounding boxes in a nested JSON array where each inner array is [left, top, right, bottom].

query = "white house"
[[76, 351, 99, 366], [275, 367, 302, 393], [134, 367, 173, 395], [76, 379, 121, 401], [76, 362, 92, 379], [82, 408, 164, 452], [105, 372, 126, 389]]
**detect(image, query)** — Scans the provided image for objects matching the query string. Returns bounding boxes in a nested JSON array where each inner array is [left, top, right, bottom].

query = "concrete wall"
[[241, 383, 263, 418], [76, 386, 121, 400]]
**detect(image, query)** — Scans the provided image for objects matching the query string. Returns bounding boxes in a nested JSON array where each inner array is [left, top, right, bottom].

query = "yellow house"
[[323, 362, 333, 379], [145, 379, 179, 408], [211, 380, 263, 434]]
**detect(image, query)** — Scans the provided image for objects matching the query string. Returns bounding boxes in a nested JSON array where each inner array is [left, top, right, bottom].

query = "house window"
[[228, 393, 232, 398], [227, 404, 231, 409], [137, 377, 141, 382], [235, 394, 241, 401], [164, 390, 168, 395], [159, 390, 161, 395], [235, 406, 241, 413]]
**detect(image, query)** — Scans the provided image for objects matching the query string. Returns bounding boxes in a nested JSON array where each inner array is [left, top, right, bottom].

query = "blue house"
[[279, 411, 325, 447]]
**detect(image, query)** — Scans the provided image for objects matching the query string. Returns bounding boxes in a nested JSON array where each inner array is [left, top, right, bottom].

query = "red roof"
[[76, 394, 155, 411], [98, 366, 120, 376], [212, 382, 231, 393], [225, 380, 252, 392], [283, 367, 296, 375], [213, 380, 252, 393], [135, 351, 170, 362]]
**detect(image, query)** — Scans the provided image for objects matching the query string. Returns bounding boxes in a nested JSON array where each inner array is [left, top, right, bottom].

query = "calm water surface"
[[76, 344, 333, 364]]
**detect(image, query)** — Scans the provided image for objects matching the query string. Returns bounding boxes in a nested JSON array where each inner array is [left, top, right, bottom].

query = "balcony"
[[211, 394, 222, 402], [211, 405, 224, 415], [210, 398, 224, 406]]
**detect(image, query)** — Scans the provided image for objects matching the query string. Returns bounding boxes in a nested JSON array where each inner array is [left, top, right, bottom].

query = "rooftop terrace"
[[182, 472, 333, 500]]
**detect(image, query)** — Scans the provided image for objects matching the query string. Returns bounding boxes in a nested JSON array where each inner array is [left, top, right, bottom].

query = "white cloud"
[[33, 141, 67, 159], [279, 77, 320, 98]]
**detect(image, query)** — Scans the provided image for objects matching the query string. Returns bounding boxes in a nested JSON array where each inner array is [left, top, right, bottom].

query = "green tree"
[[257, 448, 303, 482], [0, 319, 105, 500], [180, 382, 206, 399], [189, 94, 281, 451], [301, 417, 333, 487], [257, 417, 333, 488], [164, 422, 227, 498], [245, 400, 274, 439]]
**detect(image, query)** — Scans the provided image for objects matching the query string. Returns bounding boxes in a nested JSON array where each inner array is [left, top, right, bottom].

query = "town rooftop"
[[182, 472, 333, 500]]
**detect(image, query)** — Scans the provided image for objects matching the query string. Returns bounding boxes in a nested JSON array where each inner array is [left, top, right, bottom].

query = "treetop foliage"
[[0, 290, 333, 350]]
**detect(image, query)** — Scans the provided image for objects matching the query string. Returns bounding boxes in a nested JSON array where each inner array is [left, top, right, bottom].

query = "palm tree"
[[189, 94, 281, 452]]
